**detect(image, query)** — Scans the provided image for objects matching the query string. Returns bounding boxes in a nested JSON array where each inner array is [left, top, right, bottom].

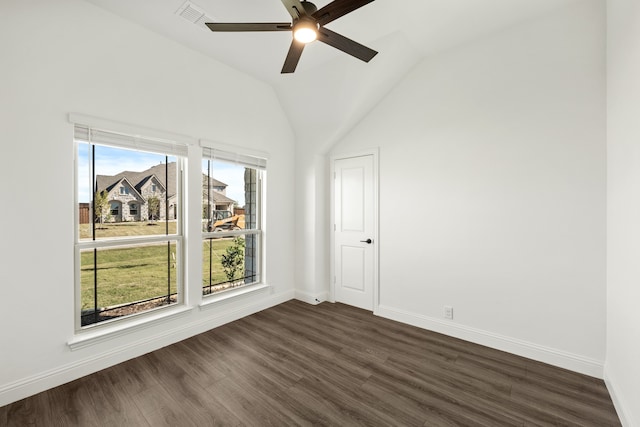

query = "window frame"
[[69, 114, 271, 345], [200, 145, 267, 299], [73, 124, 187, 332]]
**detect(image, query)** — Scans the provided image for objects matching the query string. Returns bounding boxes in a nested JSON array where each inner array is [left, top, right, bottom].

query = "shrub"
[[221, 237, 245, 282]]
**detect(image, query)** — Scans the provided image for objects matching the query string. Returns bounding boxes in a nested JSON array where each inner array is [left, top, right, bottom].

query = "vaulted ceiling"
[[85, 0, 582, 151]]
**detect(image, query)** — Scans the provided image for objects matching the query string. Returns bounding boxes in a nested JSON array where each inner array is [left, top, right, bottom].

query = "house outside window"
[[74, 123, 186, 329], [201, 147, 266, 297]]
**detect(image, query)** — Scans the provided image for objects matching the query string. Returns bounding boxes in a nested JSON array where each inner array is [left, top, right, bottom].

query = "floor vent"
[[176, 1, 215, 30]]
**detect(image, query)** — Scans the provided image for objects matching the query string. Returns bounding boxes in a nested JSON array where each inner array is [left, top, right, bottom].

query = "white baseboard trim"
[[375, 304, 604, 378], [604, 367, 633, 427], [294, 289, 328, 305], [0, 290, 295, 407]]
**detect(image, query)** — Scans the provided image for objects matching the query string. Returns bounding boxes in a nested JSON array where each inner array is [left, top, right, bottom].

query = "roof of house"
[[208, 191, 236, 204], [204, 176, 227, 188], [96, 162, 236, 204], [96, 176, 146, 200]]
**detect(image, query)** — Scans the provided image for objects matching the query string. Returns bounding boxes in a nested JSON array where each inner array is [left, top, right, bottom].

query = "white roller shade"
[[202, 146, 267, 170], [74, 125, 189, 157]]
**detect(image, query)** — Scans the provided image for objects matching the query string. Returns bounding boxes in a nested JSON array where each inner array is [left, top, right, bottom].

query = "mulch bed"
[[81, 295, 177, 326]]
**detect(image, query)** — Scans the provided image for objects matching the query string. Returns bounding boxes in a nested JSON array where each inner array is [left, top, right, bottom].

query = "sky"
[[201, 158, 246, 206], [77, 143, 246, 205]]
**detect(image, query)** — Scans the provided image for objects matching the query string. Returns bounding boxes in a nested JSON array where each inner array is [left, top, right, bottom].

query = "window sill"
[[199, 283, 269, 310], [68, 305, 193, 351]]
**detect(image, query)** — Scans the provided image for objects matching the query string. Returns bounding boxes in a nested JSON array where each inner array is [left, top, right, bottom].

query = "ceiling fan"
[[205, 0, 378, 74]]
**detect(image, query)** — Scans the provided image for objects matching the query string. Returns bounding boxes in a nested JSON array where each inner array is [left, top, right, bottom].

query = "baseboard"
[[604, 367, 633, 427], [294, 289, 328, 305], [0, 289, 295, 408], [375, 304, 604, 378]]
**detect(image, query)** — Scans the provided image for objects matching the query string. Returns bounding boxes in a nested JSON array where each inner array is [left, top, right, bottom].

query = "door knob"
[[360, 238, 373, 244]]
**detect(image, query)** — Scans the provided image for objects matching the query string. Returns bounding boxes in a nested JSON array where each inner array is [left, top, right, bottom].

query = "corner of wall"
[[294, 289, 328, 305], [604, 365, 633, 427]]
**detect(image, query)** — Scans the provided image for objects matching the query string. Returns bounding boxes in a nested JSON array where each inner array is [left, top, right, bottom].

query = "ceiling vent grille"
[[176, 1, 214, 30]]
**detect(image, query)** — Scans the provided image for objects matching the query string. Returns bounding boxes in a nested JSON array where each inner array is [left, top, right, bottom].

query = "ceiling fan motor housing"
[[301, 1, 318, 16]]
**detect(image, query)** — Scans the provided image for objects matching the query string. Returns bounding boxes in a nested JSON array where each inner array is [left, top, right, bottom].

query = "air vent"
[[176, 1, 214, 30]]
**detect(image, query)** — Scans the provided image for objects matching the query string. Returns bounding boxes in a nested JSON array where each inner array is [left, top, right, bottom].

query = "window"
[[201, 147, 265, 296], [110, 202, 120, 216], [74, 124, 187, 329]]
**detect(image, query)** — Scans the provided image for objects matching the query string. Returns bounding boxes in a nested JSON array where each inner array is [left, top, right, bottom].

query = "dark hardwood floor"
[[0, 300, 621, 426]]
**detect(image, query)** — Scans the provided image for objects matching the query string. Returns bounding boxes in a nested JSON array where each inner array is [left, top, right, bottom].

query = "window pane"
[[242, 235, 259, 286], [202, 234, 260, 295], [80, 241, 178, 326], [201, 159, 258, 233], [77, 142, 178, 240]]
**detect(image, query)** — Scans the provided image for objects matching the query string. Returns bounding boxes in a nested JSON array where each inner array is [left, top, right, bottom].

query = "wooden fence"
[[79, 203, 90, 224]]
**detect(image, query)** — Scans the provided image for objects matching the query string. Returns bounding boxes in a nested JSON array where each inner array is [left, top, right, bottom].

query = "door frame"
[[329, 148, 380, 312]]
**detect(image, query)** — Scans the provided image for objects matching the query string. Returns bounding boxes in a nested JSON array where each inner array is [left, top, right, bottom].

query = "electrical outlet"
[[444, 305, 453, 320]]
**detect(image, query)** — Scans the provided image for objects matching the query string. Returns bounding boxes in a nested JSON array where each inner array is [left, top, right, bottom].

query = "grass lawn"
[[202, 238, 239, 288], [81, 243, 179, 310], [80, 223, 242, 310]]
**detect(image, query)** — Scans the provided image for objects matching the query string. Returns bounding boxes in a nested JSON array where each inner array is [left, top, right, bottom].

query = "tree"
[[93, 190, 110, 224], [221, 237, 245, 283], [148, 196, 160, 221]]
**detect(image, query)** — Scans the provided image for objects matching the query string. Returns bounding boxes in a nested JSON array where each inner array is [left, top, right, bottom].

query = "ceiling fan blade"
[[206, 22, 292, 32], [317, 27, 378, 63], [280, 0, 307, 20], [312, 0, 375, 26], [281, 40, 305, 73]]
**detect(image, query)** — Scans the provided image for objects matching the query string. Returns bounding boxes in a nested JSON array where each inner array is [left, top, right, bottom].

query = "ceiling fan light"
[[294, 27, 317, 43], [293, 20, 318, 44]]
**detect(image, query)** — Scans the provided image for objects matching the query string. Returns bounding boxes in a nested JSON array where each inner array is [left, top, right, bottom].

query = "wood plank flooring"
[[0, 300, 621, 426]]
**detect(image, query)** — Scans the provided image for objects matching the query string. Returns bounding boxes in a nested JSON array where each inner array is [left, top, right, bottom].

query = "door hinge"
[[334, 276, 336, 284], [334, 224, 336, 231]]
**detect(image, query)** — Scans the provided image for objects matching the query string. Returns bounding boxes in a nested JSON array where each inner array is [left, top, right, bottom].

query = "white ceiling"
[[84, 0, 583, 150]]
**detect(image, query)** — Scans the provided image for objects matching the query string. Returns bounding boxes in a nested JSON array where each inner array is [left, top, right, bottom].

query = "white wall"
[[606, 0, 640, 424], [293, 153, 330, 304], [331, 0, 607, 376], [0, 0, 295, 406], [289, 33, 421, 305]]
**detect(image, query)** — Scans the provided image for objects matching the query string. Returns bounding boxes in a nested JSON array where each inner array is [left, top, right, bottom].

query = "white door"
[[333, 154, 376, 311]]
